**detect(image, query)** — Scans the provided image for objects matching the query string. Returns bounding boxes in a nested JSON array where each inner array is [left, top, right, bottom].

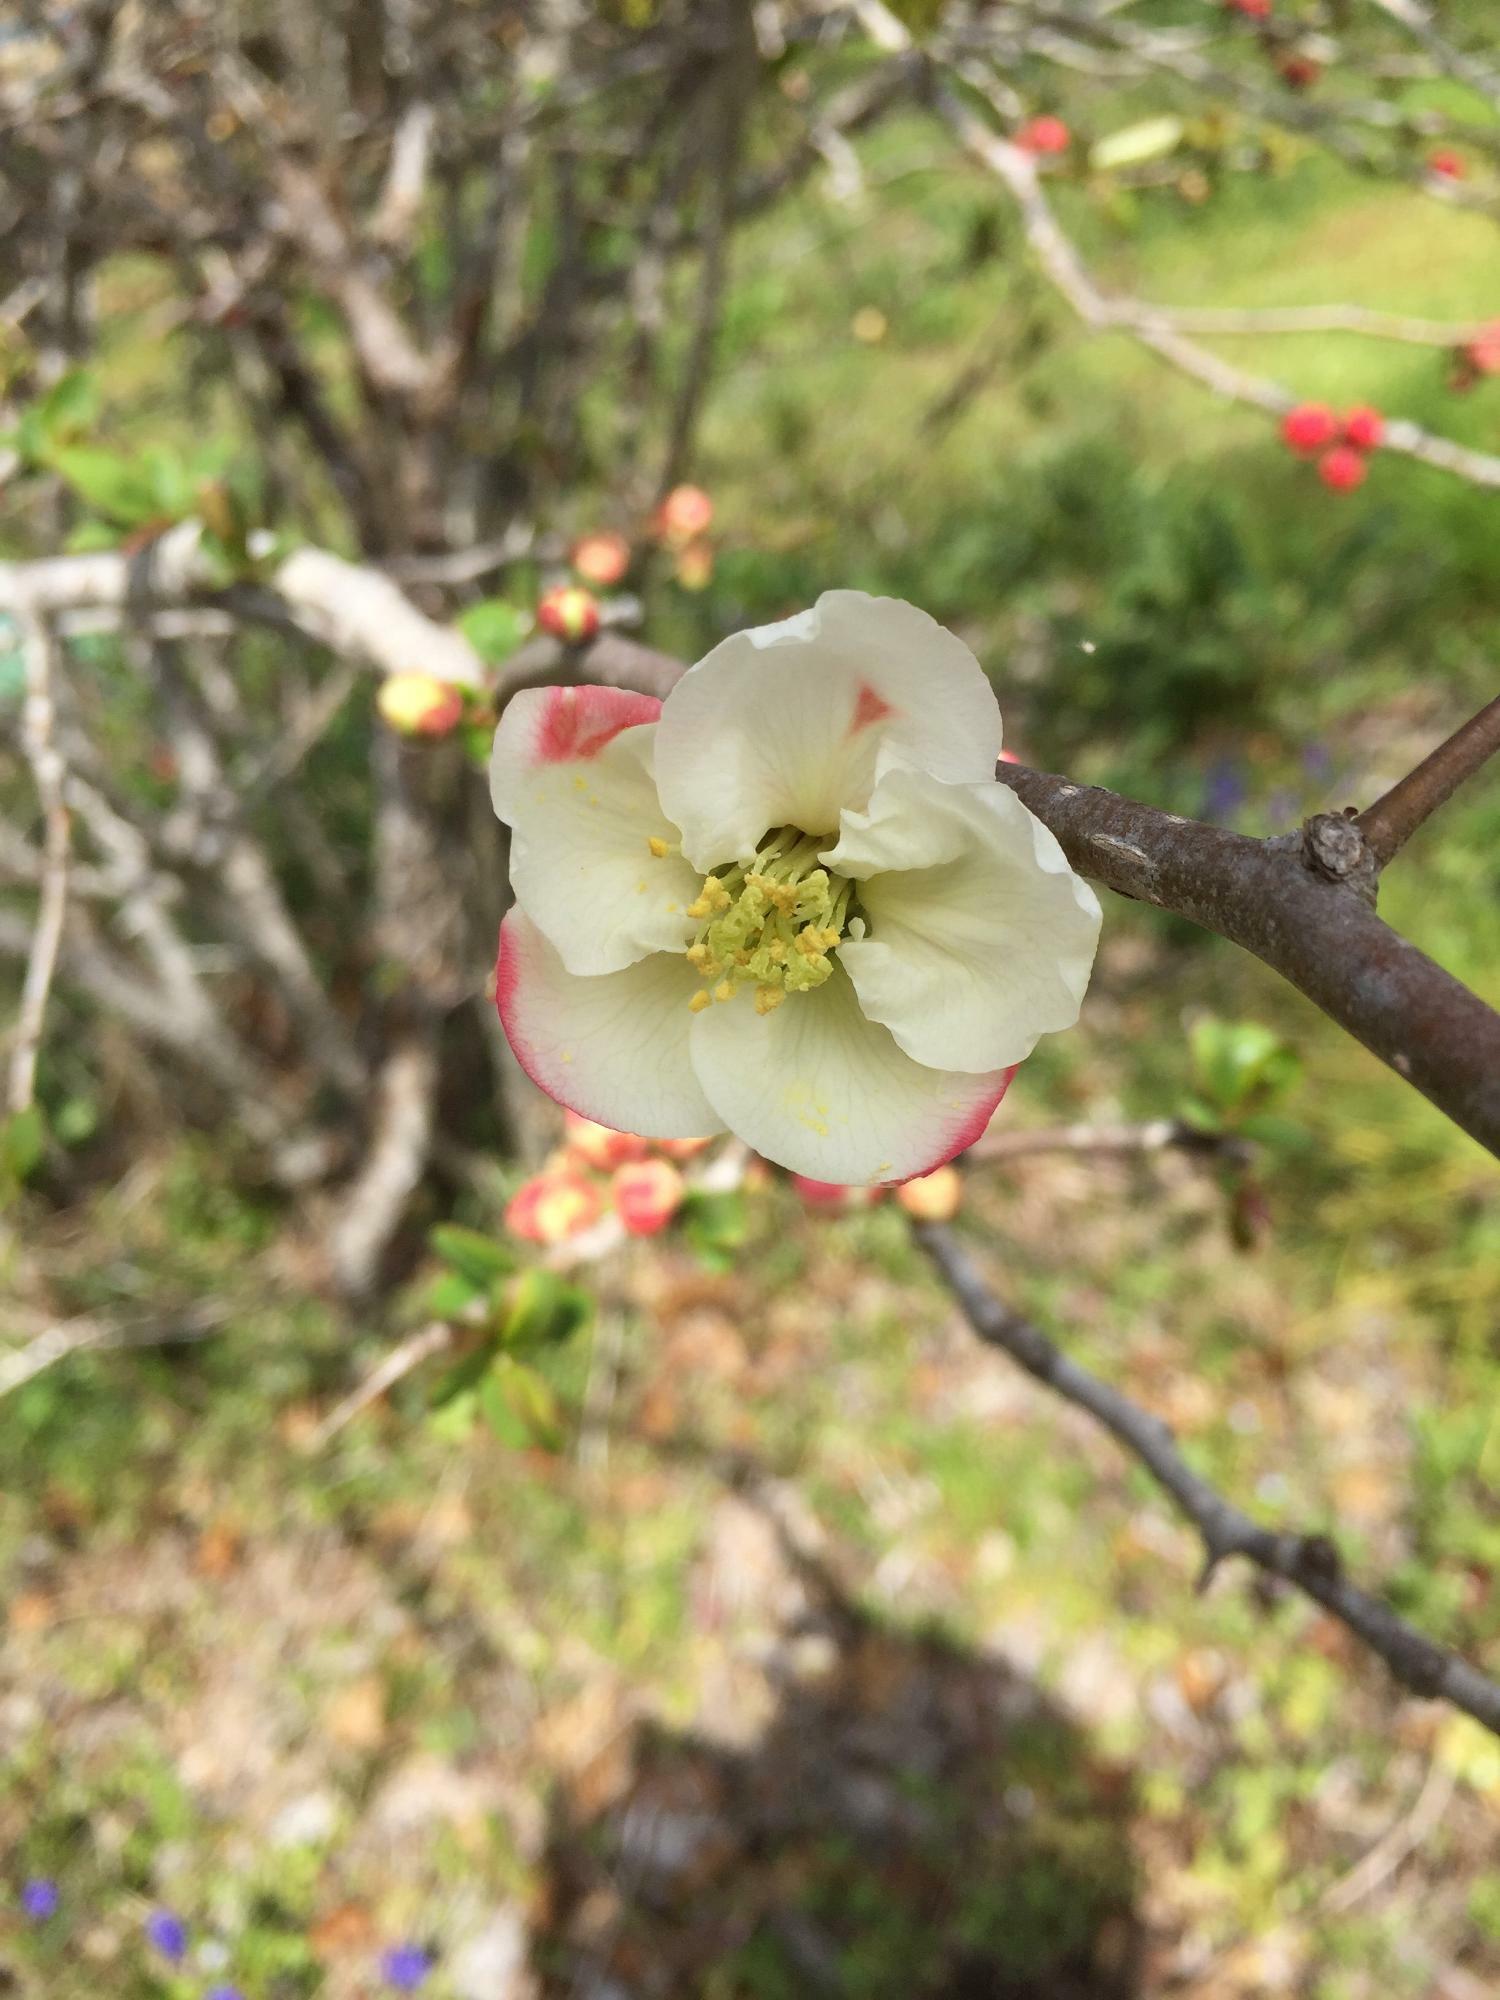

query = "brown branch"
[[914, 1218, 1500, 1737], [999, 763, 1500, 1158], [1356, 693, 1500, 868]]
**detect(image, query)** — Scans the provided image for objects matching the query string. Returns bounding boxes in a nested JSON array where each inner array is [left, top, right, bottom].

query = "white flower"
[[490, 591, 1101, 1183]]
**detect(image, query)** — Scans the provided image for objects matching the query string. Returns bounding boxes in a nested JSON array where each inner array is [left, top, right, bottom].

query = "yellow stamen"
[[647, 836, 671, 858], [754, 985, 786, 1015], [689, 989, 712, 1013], [713, 980, 735, 1003]]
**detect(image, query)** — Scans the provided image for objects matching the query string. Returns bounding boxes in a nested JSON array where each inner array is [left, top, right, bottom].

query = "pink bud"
[[612, 1158, 685, 1236], [376, 673, 465, 738], [653, 484, 714, 544], [570, 532, 631, 588], [1341, 405, 1384, 451], [536, 585, 601, 644], [562, 1111, 649, 1172], [505, 1171, 602, 1245], [895, 1165, 964, 1222], [674, 539, 715, 592], [1318, 444, 1368, 493], [656, 1136, 714, 1162], [791, 1175, 884, 1214], [1428, 150, 1466, 180]]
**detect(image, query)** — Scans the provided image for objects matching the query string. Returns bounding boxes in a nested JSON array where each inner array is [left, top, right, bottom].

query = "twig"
[[6, 606, 70, 1115], [1317, 1756, 1456, 1916], [1355, 693, 1500, 868], [971, 1116, 1251, 1166], [307, 1319, 453, 1448], [913, 1219, 1500, 1736], [932, 84, 1500, 491]]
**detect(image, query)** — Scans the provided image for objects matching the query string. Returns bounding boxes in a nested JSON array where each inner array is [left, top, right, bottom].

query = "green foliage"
[[457, 596, 529, 664], [1182, 1017, 1303, 1142]]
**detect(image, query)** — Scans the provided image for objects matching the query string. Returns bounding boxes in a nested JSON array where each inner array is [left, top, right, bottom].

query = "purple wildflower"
[[1201, 755, 1246, 824], [144, 1908, 189, 1961], [206, 1987, 245, 2000], [21, 1878, 59, 1920], [381, 1941, 433, 1991]]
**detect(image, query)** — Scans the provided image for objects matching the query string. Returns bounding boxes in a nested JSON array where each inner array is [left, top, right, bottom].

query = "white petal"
[[654, 591, 1003, 870], [688, 964, 1011, 1183], [825, 767, 1101, 1072], [491, 687, 700, 974], [496, 911, 721, 1138]]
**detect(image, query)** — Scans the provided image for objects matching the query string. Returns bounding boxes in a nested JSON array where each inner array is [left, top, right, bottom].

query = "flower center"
[[682, 826, 856, 1016]]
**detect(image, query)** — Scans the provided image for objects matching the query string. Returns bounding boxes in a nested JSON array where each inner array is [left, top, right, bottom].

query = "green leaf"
[[33, 369, 99, 447], [428, 1341, 496, 1410], [1, 1105, 46, 1182], [420, 1270, 487, 1321], [1089, 117, 1184, 174], [681, 1190, 748, 1270], [480, 1355, 562, 1449], [48, 447, 161, 525], [500, 1268, 593, 1351], [430, 1223, 516, 1288], [457, 598, 528, 664]]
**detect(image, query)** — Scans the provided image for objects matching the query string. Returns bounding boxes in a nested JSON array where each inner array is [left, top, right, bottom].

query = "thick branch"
[[999, 764, 1500, 1157], [1356, 693, 1500, 867], [914, 1219, 1500, 1736]]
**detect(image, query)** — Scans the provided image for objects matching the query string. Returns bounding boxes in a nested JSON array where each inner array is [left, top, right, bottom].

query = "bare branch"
[[971, 1116, 1251, 1166], [935, 87, 1500, 492], [1356, 693, 1500, 868], [914, 1218, 1500, 1737], [1000, 763, 1500, 1158], [6, 606, 71, 1115]]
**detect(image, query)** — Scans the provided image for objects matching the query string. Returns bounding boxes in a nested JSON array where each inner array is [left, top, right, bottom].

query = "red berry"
[[1226, 0, 1271, 16], [1280, 402, 1338, 455], [1428, 150, 1466, 180], [536, 584, 600, 644], [1318, 445, 1368, 492], [1342, 405, 1384, 451], [1015, 115, 1070, 157]]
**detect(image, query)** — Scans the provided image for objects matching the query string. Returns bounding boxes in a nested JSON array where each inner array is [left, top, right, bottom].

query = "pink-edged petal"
[[688, 963, 1012, 1183], [653, 591, 1003, 870], [496, 910, 721, 1139], [825, 767, 1101, 1073], [491, 691, 699, 975]]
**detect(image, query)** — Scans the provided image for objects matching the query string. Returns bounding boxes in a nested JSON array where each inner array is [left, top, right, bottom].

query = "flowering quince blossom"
[[490, 591, 1101, 1184]]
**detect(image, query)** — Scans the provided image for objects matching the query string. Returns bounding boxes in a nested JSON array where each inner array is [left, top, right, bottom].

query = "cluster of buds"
[[791, 1164, 966, 1223], [1280, 401, 1383, 492], [1450, 318, 1500, 393], [505, 1112, 711, 1246], [650, 483, 715, 590]]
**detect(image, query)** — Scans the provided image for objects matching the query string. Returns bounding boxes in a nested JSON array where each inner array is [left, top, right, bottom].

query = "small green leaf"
[[430, 1223, 516, 1288], [49, 447, 161, 525], [480, 1355, 562, 1449], [1, 1105, 46, 1181], [1089, 117, 1184, 174], [500, 1268, 593, 1351], [457, 598, 528, 664], [421, 1270, 487, 1320], [681, 1190, 748, 1270], [428, 1342, 496, 1409]]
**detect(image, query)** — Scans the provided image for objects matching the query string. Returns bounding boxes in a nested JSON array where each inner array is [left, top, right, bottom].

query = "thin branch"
[[6, 606, 70, 1114], [1355, 693, 1500, 868], [307, 1320, 453, 1448], [932, 84, 1500, 491], [913, 1218, 1500, 1736], [970, 1116, 1251, 1166]]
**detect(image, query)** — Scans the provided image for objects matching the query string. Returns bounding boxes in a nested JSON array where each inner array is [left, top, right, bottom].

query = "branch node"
[[1300, 813, 1380, 905]]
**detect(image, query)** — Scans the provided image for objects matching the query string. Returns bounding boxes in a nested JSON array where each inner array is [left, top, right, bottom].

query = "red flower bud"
[[674, 539, 715, 592], [376, 673, 465, 738], [1341, 405, 1384, 451], [1428, 150, 1466, 180], [1015, 115, 1070, 157], [895, 1165, 964, 1222], [570, 532, 631, 588], [791, 1175, 884, 1214], [505, 1170, 602, 1245], [1281, 402, 1338, 456], [536, 584, 601, 644], [562, 1111, 649, 1172], [612, 1158, 685, 1236], [653, 484, 714, 545], [1225, 0, 1271, 16], [1318, 444, 1368, 493]]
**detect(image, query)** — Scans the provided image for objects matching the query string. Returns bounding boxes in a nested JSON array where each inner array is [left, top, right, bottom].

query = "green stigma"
[[684, 827, 856, 1015]]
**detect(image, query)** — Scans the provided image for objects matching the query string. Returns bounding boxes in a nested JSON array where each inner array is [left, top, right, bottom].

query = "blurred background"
[[2, 2, 1499, 1995]]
